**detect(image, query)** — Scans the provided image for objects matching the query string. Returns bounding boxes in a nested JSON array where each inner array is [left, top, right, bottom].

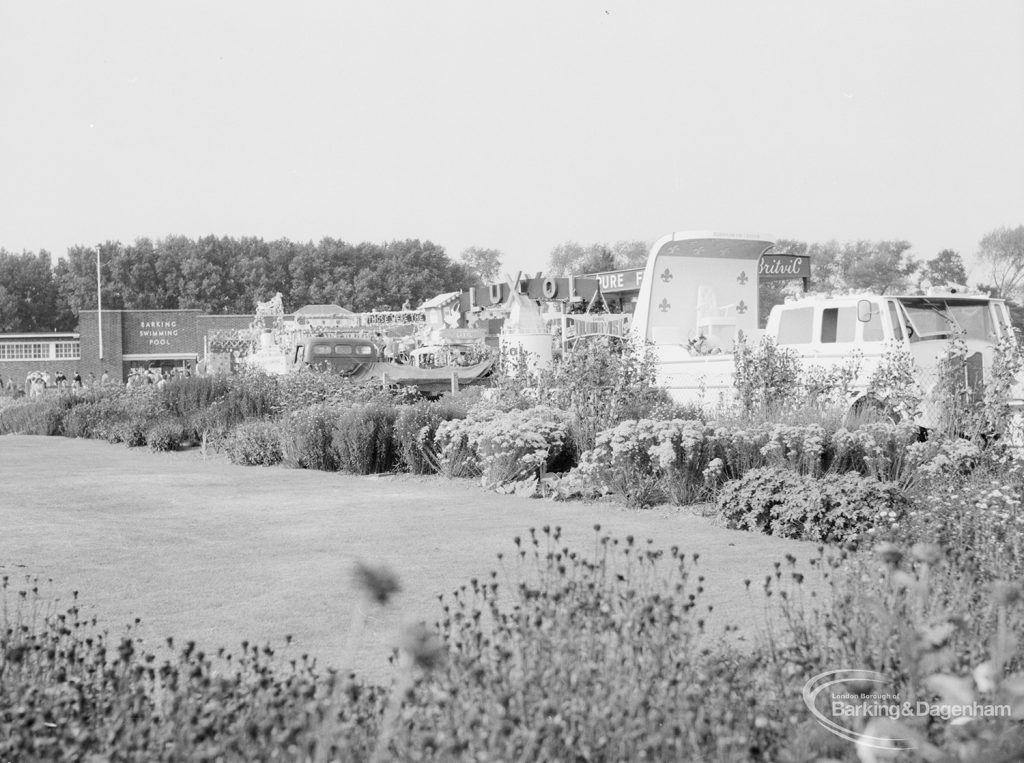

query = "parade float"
[[208, 270, 616, 391], [237, 294, 494, 394], [631, 231, 1024, 427]]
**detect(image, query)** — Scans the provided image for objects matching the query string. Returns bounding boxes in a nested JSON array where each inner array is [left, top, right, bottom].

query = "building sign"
[[585, 268, 644, 294], [122, 311, 199, 355], [463, 276, 602, 310], [139, 320, 179, 346], [759, 255, 811, 279], [360, 311, 426, 325]]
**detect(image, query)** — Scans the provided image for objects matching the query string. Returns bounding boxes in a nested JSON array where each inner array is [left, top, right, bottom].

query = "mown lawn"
[[1, 435, 817, 680]]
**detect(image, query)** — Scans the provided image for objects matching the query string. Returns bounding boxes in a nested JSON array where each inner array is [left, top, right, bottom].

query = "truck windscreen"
[[898, 299, 994, 342]]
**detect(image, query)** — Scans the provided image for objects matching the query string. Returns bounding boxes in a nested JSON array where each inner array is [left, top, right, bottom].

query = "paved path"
[[1, 435, 818, 680]]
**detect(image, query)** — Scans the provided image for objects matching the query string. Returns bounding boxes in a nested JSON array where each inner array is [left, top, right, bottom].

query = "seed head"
[[353, 562, 401, 606], [400, 622, 446, 672], [874, 542, 903, 568]]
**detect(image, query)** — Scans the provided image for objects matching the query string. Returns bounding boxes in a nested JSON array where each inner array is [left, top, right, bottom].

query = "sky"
[[1, 1, 1022, 283]]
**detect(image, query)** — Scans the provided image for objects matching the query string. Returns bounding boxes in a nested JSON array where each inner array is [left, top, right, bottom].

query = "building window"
[[0, 340, 80, 361], [0, 342, 49, 360], [55, 342, 81, 359]]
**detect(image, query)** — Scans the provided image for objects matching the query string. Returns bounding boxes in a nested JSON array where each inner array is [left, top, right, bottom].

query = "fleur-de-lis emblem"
[[660, 268, 673, 283], [736, 300, 748, 314], [736, 271, 748, 285], [658, 298, 671, 312]]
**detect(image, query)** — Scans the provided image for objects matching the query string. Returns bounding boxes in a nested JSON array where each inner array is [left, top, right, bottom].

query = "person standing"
[[101, 369, 111, 386], [73, 371, 83, 389]]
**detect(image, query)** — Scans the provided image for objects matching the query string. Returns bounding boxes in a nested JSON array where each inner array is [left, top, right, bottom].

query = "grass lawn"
[[1, 435, 818, 682]]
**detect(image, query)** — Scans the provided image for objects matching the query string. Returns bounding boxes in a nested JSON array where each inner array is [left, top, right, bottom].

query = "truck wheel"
[[846, 396, 898, 426]]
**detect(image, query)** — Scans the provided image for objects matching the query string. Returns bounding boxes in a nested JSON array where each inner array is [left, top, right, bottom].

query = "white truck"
[[630, 231, 1023, 422]]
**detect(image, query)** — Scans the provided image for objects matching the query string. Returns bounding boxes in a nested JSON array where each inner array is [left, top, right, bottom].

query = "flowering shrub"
[[160, 373, 233, 418], [9, 525, 1024, 760], [145, 418, 187, 452], [575, 417, 930, 512], [865, 340, 923, 422], [0, 581, 386, 762], [0, 396, 70, 436], [280, 403, 344, 471], [60, 400, 108, 439], [733, 335, 802, 413], [419, 528, 787, 760], [183, 402, 230, 447], [531, 334, 669, 455], [575, 418, 717, 508], [716, 467, 906, 545], [829, 419, 922, 484], [114, 416, 150, 448], [901, 466, 1024, 588], [393, 399, 467, 474], [802, 351, 863, 402], [420, 417, 480, 480], [223, 420, 284, 466], [982, 332, 1024, 438], [332, 402, 399, 474], [759, 423, 829, 476], [433, 405, 567, 489]]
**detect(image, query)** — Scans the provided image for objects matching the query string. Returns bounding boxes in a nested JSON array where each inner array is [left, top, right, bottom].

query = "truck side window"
[[777, 307, 813, 344], [821, 307, 856, 343], [863, 304, 884, 342], [887, 302, 904, 340]]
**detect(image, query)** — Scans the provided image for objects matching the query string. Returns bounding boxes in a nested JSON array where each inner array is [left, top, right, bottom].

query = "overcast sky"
[[1, 1, 1021, 280]]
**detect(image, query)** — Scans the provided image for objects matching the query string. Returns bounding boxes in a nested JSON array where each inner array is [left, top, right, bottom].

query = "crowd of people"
[[0, 363, 194, 397], [125, 364, 193, 389]]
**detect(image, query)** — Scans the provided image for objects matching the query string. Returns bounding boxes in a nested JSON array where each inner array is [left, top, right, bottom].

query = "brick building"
[[0, 309, 255, 391]]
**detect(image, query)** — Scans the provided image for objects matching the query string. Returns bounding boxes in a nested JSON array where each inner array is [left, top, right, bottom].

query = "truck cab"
[[763, 292, 1019, 423], [289, 336, 379, 374], [765, 293, 1014, 352]]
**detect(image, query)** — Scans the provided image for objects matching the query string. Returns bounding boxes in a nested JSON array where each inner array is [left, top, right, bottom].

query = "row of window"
[[777, 300, 1000, 346], [777, 305, 891, 345], [307, 344, 375, 357], [0, 342, 81, 361]]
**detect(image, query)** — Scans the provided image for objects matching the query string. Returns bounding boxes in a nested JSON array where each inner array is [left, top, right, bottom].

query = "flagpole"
[[96, 247, 103, 360]]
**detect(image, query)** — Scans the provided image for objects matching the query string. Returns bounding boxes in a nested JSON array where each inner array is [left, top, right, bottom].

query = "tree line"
[[2, 227, 1022, 333], [0, 236, 497, 333]]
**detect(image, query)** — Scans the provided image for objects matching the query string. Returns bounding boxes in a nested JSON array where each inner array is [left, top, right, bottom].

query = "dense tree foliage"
[[773, 239, 919, 294], [919, 248, 968, 289], [44, 236, 473, 322], [458, 247, 503, 286], [977, 225, 1024, 300], [547, 240, 649, 276], [0, 250, 74, 332]]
